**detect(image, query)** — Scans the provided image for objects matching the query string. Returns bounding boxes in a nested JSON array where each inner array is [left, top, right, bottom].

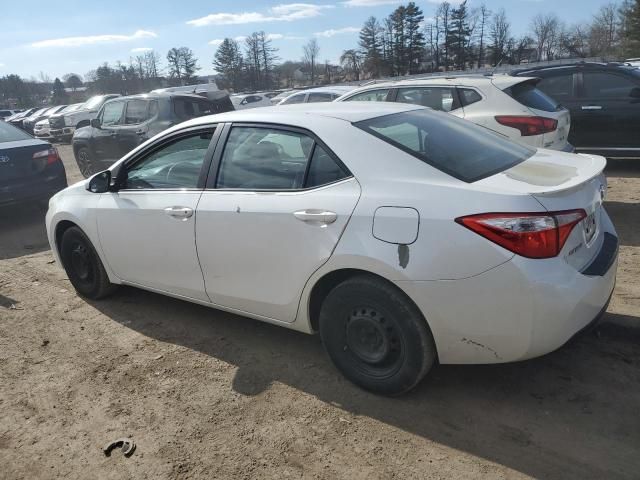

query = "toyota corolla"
[[46, 103, 617, 395]]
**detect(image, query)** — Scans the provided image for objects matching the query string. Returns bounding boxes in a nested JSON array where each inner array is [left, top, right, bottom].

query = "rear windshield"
[[505, 82, 561, 112], [173, 97, 214, 120], [0, 120, 33, 142], [355, 110, 534, 183]]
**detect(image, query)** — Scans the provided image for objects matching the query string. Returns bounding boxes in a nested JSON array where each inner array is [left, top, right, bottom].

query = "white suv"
[[335, 75, 573, 151]]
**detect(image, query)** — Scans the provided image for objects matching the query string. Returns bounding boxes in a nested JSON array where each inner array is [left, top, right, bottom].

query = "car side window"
[[148, 100, 159, 119], [281, 94, 305, 105], [216, 127, 314, 190], [305, 145, 349, 188], [583, 72, 638, 98], [308, 92, 334, 103], [100, 101, 125, 127], [124, 130, 214, 189], [124, 100, 148, 125], [459, 88, 482, 107], [396, 87, 459, 112], [345, 89, 390, 102], [537, 74, 574, 99]]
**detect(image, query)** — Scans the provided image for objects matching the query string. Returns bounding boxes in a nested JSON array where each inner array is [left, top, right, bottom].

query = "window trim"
[[205, 122, 353, 192], [113, 124, 222, 191]]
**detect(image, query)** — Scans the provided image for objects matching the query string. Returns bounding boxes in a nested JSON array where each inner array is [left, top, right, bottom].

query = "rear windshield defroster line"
[[354, 110, 535, 183]]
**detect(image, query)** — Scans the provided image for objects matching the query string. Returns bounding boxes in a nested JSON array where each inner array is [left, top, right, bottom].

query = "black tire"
[[319, 274, 436, 395], [60, 226, 117, 300], [75, 147, 97, 178]]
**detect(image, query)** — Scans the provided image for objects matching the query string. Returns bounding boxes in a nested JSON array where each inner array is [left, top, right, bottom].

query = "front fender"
[[46, 191, 121, 285]]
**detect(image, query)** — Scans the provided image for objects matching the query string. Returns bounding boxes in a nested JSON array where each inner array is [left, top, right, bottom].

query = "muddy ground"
[[1, 145, 639, 479]]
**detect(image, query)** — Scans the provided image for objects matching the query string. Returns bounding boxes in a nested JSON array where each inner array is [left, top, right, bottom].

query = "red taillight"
[[456, 210, 587, 259], [494, 116, 558, 136], [33, 147, 60, 165]]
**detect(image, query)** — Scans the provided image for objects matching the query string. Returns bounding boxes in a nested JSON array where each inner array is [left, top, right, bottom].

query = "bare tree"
[[340, 49, 362, 81], [590, 3, 619, 56], [476, 4, 491, 67], [489, 9, 511, 65], [302, 38, 320, 84], [531, 13, 561, 61]]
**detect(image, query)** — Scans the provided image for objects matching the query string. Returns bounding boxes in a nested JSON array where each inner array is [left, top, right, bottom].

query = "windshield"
[[81, 96, 106, 110], [355, 110, 535, 183], [0, 120, 33, 142]]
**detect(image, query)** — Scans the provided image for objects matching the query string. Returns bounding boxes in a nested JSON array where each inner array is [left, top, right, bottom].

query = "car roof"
[[178, 101, 424, 127], [511, 61, 639, 75], [341, 74, 536, 94], [106, 92, 207, 102]]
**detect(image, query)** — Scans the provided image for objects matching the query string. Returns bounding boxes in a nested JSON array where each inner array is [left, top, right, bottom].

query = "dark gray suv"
[[72, 92, 233, 177]]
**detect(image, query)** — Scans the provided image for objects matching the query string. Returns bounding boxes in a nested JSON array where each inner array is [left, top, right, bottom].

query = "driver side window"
[[124, 130, 214, 189], [100, 101, 125, 127]]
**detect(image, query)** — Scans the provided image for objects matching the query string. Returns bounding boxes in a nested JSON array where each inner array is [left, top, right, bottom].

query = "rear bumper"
[[397, 210, 618, 364], [0, 164, 67, 206]]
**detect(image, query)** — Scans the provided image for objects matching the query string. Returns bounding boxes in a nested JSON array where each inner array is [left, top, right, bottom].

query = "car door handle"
[[135, 130, 146, 135], [293, 209, 337, 224], [164, 206, 193, 220], [581, 105, 602, 110]]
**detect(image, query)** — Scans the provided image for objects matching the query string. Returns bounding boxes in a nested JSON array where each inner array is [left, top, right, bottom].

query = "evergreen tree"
[[447, 0, 472, 70], [213, 38, 244, 91], [166, 47, 200, 86], [359, 16, 384, 77], [405, 2, 426, 74]]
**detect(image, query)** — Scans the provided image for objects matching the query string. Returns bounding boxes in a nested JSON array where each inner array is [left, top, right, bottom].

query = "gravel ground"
[[0, 144, 639, 479]]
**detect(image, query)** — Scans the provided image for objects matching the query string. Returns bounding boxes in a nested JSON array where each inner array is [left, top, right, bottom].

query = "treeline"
[[2, 0, 640, 107]]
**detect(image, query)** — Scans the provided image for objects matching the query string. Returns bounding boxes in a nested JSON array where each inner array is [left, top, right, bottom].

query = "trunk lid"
[[0, 139, 53, 185], [475, 150, 608, 270]]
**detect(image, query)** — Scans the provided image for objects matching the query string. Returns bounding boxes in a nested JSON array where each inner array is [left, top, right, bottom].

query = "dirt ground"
[[1, 144, 639, 480]]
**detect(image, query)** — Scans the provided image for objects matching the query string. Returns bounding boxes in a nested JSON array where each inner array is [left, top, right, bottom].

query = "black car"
[[72, 92, 233, 177], [512, 62, 640, 158], [0, 120, 67, 207]]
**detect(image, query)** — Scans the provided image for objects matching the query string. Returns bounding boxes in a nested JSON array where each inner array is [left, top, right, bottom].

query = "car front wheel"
[[75, 147, 97, 178], [60, 226, 117, 299], [319, 274, 436, 395]]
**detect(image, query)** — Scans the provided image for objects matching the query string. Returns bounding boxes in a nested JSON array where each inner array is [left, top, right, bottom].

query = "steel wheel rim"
[[345, 306, 404, 378], [70, 242, 92, 282]]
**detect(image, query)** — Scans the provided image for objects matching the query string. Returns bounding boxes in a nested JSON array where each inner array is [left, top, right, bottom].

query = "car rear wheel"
[[319, 274, 436, 395], [60, 226, 117, 299], [75, 147, 96, 178]]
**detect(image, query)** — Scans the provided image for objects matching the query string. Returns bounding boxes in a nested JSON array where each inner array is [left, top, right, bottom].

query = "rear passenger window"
[[396, 87, 459, 112], [506, 82, 560, 112], [345, 89, 389, 102], [124, 100, 148, 125], [459, 89, 482, 107], [538, 74, 574, 99], [217, 127, 313, 189], [174, 98, 214, 120], [307, 92, 333, 103], [148, 100, 159, 118], [306, 145, 349, 187]]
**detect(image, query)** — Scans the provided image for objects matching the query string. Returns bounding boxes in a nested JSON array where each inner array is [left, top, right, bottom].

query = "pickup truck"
[[48, 94, 120, 142]]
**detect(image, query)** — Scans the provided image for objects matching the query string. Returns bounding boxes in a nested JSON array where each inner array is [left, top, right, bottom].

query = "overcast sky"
[[0, 0, 611, 80]]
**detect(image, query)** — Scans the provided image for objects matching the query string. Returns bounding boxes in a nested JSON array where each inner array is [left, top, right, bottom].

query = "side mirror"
[[86, 170, 111, 193], [630, 87, 640, 99], [90, 118, 101, 129]]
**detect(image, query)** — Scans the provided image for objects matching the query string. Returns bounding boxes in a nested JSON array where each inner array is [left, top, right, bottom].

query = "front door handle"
[[581, 105, 602, 110], [164, 206, 193, 220], [135, 130, 146, 135], [293, 209, 337, 224]]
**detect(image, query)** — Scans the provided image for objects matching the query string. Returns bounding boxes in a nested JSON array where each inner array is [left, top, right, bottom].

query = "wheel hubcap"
[[70, 243, 91, 281], [346, 307, 398, 365]]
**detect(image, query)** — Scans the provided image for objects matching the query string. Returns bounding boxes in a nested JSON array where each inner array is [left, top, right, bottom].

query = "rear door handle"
[[581, 105, 602, 110], [293, 209, 337, 224], [135, 130, 146, 135], [164, 206, 193, 220]]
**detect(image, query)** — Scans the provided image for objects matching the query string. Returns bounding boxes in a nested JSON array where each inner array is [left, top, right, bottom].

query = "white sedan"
[[46, 103, 617, 395]]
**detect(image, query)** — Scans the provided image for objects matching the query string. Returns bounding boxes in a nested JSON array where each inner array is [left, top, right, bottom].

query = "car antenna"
[[485, 58, 503, 76]]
